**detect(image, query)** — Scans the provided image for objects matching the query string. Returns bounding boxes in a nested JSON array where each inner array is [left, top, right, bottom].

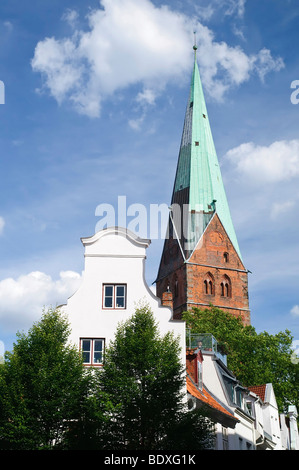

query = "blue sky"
[[0, 0, 299, 355]]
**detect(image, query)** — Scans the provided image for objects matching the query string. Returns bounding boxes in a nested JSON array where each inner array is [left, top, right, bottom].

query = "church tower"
[[156, 45, 250, 326]]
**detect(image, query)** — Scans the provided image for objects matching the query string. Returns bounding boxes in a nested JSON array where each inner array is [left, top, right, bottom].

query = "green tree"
[[183, 306, 299, 413], [99, 304, 214, 450], [0, 308, 94, 450]]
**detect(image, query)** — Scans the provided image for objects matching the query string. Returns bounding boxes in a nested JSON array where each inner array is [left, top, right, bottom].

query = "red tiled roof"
[[186, 376, 238, 421], [248, 385, 266, 402]]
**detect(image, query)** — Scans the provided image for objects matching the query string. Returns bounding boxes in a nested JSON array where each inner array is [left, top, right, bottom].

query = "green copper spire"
[[171, 47, 242, 259]]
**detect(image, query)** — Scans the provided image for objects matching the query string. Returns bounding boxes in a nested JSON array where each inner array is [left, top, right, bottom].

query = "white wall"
[[201, 352, 255, 450], [263, 384, 283, 449], [60, 227, 186, 368]]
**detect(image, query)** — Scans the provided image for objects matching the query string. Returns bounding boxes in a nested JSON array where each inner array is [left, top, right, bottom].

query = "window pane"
[[104, 285, 114, 307], [94, 351, 103, 363], [105, 285, 113, 296], [93, 340, 103, 364], [82, 339, 91, 351], [116, 296, 124, 308], [116, 285, 125, 308], [94, 340, 103, 352], [116, 285, 124, 296], [81, 340, 91, 363], [105, 296, 113, 308], [82, 351, 90, 363]]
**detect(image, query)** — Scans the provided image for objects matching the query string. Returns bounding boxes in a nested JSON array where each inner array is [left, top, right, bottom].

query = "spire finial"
[[193, 31, 198, 56]]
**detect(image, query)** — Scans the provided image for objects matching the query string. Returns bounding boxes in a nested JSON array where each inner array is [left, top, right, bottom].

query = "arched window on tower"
[[220, 275, 231, 298], [204, 273, 214, 296]]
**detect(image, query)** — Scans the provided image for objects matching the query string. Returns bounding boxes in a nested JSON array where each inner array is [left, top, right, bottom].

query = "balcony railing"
[[186, 330, 227, 365]]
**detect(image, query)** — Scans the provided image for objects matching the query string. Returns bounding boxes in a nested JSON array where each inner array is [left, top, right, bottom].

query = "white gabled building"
[[280, 405, 299, 450], [60, 226, 186, 370], [186, 331, 256, 450], [248, 385, 299, 451], [185, 331, 299, 451]]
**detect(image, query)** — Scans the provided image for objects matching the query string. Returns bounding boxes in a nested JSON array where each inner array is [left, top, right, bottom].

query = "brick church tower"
[[156, 46, 250, 326]]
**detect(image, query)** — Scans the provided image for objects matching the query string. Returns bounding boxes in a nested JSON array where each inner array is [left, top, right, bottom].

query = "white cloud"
[[221, 0, 247, 18], [31, 0, 284, 117], [61, 8, 79, 28], [225, 139, 299, 183], [3, 20, 13, 31], [196, 25, 284, 101], [195, 0, 247, 20], [128, 88, 157, 131], [253, 48, 284, 82], [270, 200, 295, 220], [32, 0, 191, 117], [0, 216, 5, 235], [136, 88, 157, 107], [291, 305, 299, 317], [195, 5, 215, 21], [32, 36, 84, 104], [128, 115, 145, 131], [196, 23, 252, 100], [0, 270, 82, 332]]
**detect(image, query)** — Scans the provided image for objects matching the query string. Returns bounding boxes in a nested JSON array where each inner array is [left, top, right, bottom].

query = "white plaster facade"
[[247, 386, 299, 450], [201, 351, 299, 451], [280, 405, 299, 450], [287, 405, 299, 450], [60, 227, 186, 369], [248, 384, 283, 450], [199, 350, 256, 450]]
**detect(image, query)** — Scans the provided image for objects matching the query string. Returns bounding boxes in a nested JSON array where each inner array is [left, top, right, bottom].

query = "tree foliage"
[[183, 306, 299, 414], [0, 308, 94, 449], [98, 304, 214, 450], [0, 305, 215, 450]]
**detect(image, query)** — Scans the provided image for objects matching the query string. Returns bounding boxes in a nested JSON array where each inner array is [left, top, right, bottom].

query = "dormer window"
[[103, 284, 126, 309]]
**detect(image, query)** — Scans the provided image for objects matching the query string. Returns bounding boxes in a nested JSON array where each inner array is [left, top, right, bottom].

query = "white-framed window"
[[80, 338, 104, 365], [103, 284, 126, 309]]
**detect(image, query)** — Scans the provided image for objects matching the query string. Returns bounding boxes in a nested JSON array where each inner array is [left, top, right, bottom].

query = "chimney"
[[161, 289, 173, 309]]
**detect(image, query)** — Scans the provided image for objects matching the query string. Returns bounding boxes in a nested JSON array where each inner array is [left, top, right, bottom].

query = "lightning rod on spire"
[[193, 31, 198, 58]]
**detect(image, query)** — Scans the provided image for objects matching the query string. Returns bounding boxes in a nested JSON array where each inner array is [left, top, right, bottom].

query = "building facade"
[[248, 385, 299, 450], [60, 226, 186, 370], [186, 332, 299, 450]]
